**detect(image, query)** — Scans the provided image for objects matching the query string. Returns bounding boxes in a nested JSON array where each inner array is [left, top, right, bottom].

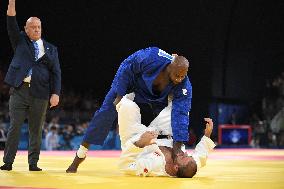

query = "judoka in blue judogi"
[[66, 47, 192, 173]]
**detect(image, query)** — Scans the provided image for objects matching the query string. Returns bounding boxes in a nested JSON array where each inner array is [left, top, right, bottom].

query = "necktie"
[[33, 41, 39, 60], [27, 41, 39, 77]]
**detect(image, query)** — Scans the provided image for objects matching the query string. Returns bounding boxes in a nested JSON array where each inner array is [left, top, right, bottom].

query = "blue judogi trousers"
[[82, 89, 163, 145], [83, 89, 118, 145]]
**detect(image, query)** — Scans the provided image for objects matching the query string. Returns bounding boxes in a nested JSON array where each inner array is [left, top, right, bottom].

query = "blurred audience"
[[45, 126, 60, 151], [0, 120, 7, 150], [61, 124, 76, 150], [0, 79, 101, 150], [1, 70, 283, 149], [250, 71, 284, 148]]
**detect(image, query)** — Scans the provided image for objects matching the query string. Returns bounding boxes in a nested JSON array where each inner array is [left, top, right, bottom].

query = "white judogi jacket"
[[117, 93, 216, 177]]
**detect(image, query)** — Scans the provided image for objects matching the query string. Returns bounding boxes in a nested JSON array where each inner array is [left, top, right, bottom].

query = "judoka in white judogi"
[[117, 93, 216, 177]]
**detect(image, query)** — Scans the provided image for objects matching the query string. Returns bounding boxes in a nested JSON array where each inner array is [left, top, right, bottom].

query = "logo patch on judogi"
[[158, 49, 173, 60], [153, 152, 161, 157], [182, 89, 187, 95]]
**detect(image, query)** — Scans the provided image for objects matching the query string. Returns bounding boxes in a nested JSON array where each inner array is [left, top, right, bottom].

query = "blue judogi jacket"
[[112, 47, 192, 142]]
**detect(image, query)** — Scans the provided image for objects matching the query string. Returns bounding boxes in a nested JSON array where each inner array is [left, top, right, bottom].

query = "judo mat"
[[0, 149, 283, 189]]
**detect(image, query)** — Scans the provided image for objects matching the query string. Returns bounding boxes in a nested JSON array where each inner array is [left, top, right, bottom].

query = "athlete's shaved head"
[[172, 56, 189, 68], [166, 56, 189, 85]]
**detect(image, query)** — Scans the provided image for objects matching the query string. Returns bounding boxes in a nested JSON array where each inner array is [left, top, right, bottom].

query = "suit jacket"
[[4, 16, 61, 100]]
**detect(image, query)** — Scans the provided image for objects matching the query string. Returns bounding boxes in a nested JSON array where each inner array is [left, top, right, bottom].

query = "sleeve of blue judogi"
[[116, 47, 154, 97], [171, 77, 192, 142]]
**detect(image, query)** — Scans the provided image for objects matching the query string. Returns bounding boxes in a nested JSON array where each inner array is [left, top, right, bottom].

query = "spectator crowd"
[[1, 70, 284, 150], [249, 72, 284, 148]]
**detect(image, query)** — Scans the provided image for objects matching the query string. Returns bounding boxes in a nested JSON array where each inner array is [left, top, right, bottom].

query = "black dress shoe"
[[29, 164, 42, 171], [0, 163, 13, 171]]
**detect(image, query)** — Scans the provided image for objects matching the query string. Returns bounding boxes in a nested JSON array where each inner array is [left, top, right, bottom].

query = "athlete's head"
[[165, 152, 197, 178], [166, 56, 189, 85], [175, 154, 197, 178]]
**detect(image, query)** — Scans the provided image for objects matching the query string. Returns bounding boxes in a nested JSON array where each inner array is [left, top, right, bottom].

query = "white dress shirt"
[[23, 39, 45, 83]]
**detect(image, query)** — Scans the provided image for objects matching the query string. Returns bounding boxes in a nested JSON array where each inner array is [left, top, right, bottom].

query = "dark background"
[[1, 0, 284, 136]]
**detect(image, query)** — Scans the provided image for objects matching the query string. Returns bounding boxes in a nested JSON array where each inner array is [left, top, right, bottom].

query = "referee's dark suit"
[[1, 15, 61, 171]]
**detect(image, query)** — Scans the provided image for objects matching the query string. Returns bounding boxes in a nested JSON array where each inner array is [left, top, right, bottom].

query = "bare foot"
[[66, 155, 85, 173]]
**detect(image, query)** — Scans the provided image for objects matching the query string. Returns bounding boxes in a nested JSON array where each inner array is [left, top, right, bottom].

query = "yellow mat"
[[0, 149, 284, 189]]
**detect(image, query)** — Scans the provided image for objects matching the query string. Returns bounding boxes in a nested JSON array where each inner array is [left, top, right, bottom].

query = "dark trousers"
[[3, 83, 48, 165]]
